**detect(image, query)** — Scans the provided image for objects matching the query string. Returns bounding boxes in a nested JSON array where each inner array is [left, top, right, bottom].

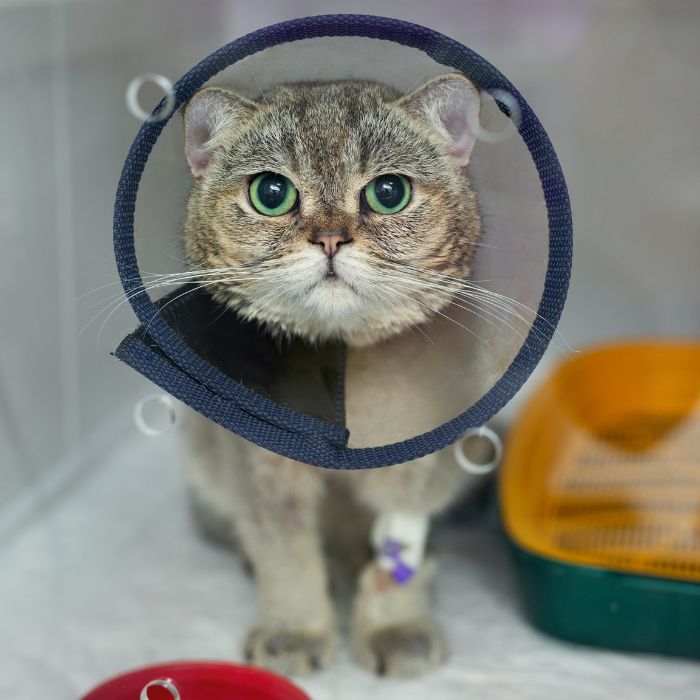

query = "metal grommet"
[[133, 394, 178, 437], [454, 425, 503, 475], [470, 88, 522, 143], [141, 678, 181, 700], [126, 73, 176, 123]]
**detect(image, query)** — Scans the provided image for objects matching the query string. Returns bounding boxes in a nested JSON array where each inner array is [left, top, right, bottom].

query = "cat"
[[180, 74, 482, 677]]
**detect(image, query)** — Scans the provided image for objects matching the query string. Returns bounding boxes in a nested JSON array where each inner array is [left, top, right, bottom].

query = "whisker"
[[77, 265, 263, 303], [377, 273, 529, 347], [84, 261, 288, 311], [80, 271, 258, 320], [85, 272, 266, 351], [404, 263, 549, 318], [381, 260, 574, 354], [93, 270, 272, 351], [253, 74, 271, 109], [377, 282, 488, 346], [380, 287, 439, 350]]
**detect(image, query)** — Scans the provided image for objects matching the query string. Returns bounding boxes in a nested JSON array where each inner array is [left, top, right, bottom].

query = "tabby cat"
[[182, 74, 482, 677]]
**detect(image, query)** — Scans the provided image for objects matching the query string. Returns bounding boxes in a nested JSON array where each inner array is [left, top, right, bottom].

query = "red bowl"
[[81, 661, 310, 700]]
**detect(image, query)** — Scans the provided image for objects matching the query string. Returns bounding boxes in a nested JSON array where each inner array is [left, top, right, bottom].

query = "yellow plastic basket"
[[500, 340, 700, 656]]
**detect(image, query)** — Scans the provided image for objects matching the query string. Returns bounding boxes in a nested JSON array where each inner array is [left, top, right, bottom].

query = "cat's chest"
[[343, 313, 493, 448]]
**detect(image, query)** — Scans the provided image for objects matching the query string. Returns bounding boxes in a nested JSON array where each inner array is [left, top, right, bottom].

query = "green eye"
[[249, 172, 298, 216], [364, 174, 411, 214]]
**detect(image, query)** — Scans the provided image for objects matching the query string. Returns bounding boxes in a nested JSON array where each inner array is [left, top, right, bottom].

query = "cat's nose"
[[309, 230, 353, 258]]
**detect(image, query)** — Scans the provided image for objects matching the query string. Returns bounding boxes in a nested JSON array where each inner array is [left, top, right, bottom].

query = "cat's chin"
[[286, 310, 427, 349], [340, 326, 409, 348], [214, 277, 434, 349], [237, 300, 418, 349]]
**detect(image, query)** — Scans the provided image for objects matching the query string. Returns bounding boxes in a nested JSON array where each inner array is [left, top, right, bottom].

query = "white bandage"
[[371, 512, 429, 583]]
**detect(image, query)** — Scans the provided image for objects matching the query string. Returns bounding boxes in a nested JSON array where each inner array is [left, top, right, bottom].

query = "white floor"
[[1, 430, 699, 700]]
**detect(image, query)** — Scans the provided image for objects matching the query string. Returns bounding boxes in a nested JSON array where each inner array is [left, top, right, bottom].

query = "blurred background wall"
[[1, 0, 698, 516]]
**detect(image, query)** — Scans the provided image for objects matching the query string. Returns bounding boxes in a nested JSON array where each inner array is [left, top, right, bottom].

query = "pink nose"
[[310, 232, 352, 258]]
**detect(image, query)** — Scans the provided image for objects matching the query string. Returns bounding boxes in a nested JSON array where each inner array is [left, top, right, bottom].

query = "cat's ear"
[[397, 74, 480, 167], [183, 87, 258, 179]]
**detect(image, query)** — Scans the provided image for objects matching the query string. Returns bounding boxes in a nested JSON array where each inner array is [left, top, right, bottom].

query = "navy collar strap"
[[113, 14, 572, 469]]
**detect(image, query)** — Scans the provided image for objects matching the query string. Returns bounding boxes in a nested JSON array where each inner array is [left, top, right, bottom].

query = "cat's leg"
[[321, 475, 374, 588], [347, 451, 472, 677], [183, 414, 336, 675], [236, 448, 337, 676], [182, 412, 243, 553], [352, 556, 446, 677]]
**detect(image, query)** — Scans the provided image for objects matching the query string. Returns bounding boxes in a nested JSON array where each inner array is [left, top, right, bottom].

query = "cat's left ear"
[[397, 73, 481, 167]]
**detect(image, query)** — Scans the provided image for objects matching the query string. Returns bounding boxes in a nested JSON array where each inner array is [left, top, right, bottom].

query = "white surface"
[[1, 429, 698, 700]]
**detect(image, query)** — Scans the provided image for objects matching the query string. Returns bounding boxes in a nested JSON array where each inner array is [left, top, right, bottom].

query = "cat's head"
[[182, 75, 481, 346]]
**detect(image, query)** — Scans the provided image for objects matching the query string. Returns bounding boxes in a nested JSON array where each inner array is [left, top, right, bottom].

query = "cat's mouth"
[[320, 272, 347, 290], [321, 259, 344, 285], [304, 253, 361, 298], [314, 267, 355, 295]]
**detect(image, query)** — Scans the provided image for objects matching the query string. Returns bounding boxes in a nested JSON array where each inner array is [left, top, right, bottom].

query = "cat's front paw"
[[243, 625, 337, 676], [354, 617, 447, 678]]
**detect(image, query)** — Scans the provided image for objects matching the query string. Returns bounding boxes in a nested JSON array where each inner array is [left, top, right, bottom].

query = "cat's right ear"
[[183, 87, 258, 180]]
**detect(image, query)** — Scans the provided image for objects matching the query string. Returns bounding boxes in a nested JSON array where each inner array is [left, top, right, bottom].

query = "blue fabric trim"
[[114, 14, 572, 468], [116, 334, 351, 454]]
